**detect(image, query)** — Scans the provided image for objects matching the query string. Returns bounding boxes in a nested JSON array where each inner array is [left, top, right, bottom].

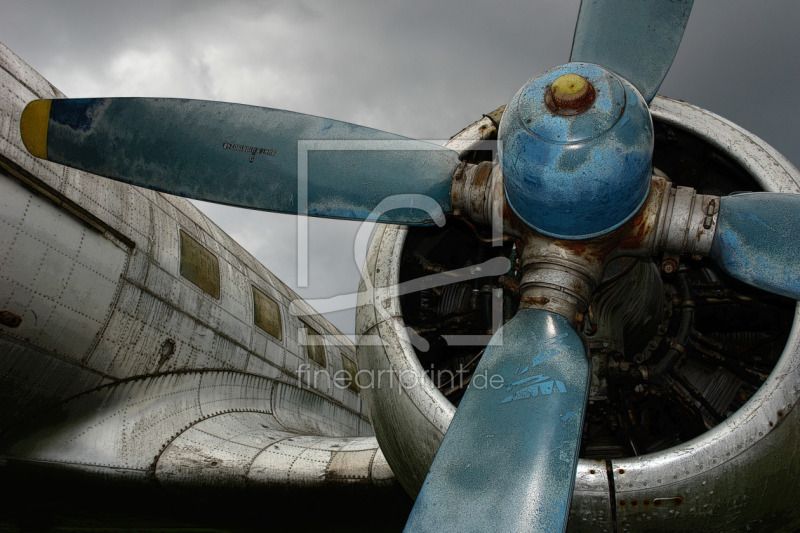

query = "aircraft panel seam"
[[605, 458, 618, 532], [0, 329, 117, 382], [1, 456, 147, 475], [120, 273, 366, 420], [121, 273, 286, 375], [82, 242, 133, 368], [0, 156, 137, 249], [0, 61, 52, 101], [147, 408, 273, 478]]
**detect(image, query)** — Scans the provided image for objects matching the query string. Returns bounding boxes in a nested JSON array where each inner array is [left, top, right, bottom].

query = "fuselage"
[[0, 42, 394, 494]]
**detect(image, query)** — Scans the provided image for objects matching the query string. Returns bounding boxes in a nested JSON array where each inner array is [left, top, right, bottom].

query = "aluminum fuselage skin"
[[0, 43, 395, 496]]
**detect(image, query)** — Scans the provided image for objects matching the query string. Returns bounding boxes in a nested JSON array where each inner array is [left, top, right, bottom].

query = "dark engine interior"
[[399, 116, 795, 459]]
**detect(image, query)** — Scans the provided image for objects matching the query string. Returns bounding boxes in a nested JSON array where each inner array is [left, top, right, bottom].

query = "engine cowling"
[[356, 95, 800, 531]]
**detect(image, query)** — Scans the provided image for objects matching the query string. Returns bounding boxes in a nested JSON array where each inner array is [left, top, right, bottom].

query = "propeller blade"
[[570, 0, 694, 103], [20, 98, 460, 225], [710, 193, 800, 300], [404, 309, 590, 533]]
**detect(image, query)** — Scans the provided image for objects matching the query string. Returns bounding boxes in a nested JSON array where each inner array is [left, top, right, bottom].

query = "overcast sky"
[[2, 0, 798, 336]]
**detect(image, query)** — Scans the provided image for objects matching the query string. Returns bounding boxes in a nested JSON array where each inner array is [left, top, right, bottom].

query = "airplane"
[[2, 2, 800, 532]]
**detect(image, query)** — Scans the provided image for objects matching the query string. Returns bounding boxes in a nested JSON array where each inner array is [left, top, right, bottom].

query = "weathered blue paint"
[[710, 193, 800, 300], [499, 63, 653, 240], [570, 0, 694, 104], [41, 98, 459, 225], [404, 309, 590, 533]]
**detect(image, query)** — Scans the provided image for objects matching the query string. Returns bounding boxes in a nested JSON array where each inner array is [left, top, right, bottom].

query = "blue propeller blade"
[[570, 0, 694, 103], [404, 309, 590, 533], [710, 193, 800, 300], [20, 98, 459, 225]]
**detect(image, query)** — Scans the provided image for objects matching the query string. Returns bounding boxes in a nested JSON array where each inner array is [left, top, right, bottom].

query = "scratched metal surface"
[[41, 96, 458, 224], [0, 43, 394, 492], [357, 97, 800, 531]]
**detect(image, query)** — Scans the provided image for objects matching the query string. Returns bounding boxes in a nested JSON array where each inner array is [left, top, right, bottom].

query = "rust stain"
[[503, 200, 529, 236], [473, 161, 492, 188], [497, 275, 520, 294], [619, 210, 648, 249], [560, 240, 588, 255], [554, 232, 618, 263], [696, 227, 706, 242], [521, 296, 550, 305], [619, 177, 665, 250], [618, 206, 658, 250]]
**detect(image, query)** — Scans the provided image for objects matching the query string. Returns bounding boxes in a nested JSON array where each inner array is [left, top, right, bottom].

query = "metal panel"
[[156, 411, 290, 488], [271, 381, 371, 438], [0, 171, 129, 362]]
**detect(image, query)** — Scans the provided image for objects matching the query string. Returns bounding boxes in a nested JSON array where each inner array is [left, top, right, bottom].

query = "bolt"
[[662, 257, 678, 274]]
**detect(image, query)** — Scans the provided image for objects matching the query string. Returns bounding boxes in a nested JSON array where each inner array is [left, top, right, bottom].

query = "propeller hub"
[[499, 63, 654, 240], [546, 73, 595, 115]]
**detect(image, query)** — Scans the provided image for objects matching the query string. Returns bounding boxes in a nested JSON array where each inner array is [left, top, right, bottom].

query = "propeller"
[[19, 98, 459, 225], [18, 0, 800, 531], [710, 193, 800, 300], [403, 309, 590, 532], [570, 0, 693, 103]]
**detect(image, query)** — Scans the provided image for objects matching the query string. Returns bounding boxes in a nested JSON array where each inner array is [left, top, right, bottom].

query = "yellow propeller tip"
[[20, 99, 51, 159]]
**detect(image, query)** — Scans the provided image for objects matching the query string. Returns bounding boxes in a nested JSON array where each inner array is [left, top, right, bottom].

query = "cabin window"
[[340, 354, 360, 393], [179, 230, 220, 299], [304, 324, 327, 368], [252, 286, 282, 340]]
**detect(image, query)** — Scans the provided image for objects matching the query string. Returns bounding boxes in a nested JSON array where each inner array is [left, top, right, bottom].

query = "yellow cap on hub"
[[547, 73, 595, 114], [20, 99, 51, 159]]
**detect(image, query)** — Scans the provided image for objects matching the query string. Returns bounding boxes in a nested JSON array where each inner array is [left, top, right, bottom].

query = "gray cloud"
[[2, 0, 797, 335]]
